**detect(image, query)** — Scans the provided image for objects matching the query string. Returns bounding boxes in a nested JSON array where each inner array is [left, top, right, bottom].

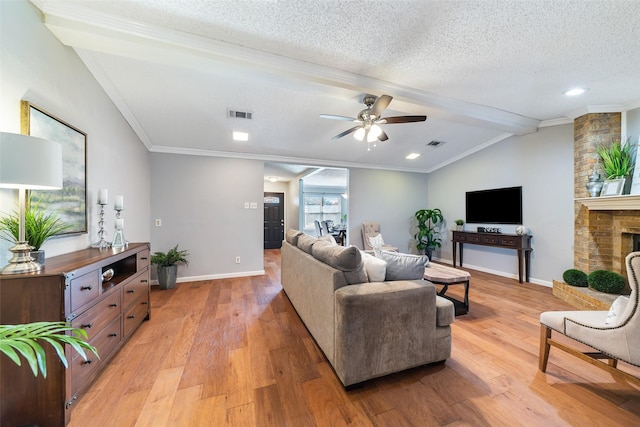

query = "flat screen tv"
[[465, 186, 522, 224]]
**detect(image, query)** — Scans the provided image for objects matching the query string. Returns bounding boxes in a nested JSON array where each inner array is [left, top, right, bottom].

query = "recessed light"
[[233, 131, 249, 141], [564, 88, 586, 96], [267, 176, 279, 182], [406, 153, 421, 160]]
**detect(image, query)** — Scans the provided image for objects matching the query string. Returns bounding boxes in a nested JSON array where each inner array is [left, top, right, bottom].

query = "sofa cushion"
[[312, 242, 368, 284], [374, 249, 429, 280], [297, 233, 317, 254], [360, 250, 387, 282], [285, 229, 303, 246], [318, 234, 337, 244]]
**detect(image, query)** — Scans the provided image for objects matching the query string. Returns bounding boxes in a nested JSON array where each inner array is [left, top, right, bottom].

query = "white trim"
[[539, 117, 574, 127], [151, 269, 266, 286], [433, 257, 552, 288]]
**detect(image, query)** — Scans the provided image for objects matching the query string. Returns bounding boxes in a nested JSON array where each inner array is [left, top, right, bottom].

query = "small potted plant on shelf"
[[0, 194, 70, 265], [414, 208, 445, 260], [597, 138, 637, 195], [454, 219, 464, 231], [151, 244, 189, 290]]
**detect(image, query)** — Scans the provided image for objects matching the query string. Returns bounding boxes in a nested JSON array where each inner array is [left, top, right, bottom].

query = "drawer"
[[71, 316, 121, 394], [123, 271, 149, 309], [70, 270, 100, 312], [454, 233, 467, 242], [123, 296, 149, 338], [137, 249, 150, 270], [468, 234, 482, 243], [500, 237, 518, 247], [482, 235, 499, 245], [71, 291, 121, 341]]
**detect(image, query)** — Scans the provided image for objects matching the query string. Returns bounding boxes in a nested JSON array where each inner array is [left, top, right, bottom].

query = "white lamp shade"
[[0, 132, 63, 189]]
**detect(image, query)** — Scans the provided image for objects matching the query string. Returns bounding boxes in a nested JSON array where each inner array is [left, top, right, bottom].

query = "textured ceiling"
[[32, 0, 640, 177]]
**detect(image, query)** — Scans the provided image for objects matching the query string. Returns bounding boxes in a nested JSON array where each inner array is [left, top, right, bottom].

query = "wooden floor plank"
[[65, 250, 640, 427]]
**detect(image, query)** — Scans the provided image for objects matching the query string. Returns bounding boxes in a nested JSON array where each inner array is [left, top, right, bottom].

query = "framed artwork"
[[21, 100, 87, 234], [600, 178, 625, 197]]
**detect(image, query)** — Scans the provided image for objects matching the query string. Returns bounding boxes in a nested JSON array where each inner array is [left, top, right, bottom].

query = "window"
[[303, 193, 342, 232]]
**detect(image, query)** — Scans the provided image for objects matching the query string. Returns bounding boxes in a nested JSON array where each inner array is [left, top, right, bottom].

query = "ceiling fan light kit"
[[320, 94, 427, 151]]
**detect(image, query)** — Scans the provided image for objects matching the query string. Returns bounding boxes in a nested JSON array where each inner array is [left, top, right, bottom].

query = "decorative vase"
[[30, 250, 45, 266], [455, 225, 463, 231], [515, 226, 529, 236], [585, 169, 604, 197], [157, 265, 178, 290]]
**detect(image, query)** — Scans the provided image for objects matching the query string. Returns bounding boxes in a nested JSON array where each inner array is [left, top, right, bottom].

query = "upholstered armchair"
[[361, 222, 398, 253], [539, 251, 640, 386]]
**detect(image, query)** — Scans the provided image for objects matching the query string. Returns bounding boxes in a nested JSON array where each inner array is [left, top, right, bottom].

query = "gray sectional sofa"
[[281, 229, 455, 387]]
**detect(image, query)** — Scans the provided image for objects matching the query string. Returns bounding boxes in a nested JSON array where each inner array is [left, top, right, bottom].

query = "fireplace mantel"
[[575, 194, 640, 210]]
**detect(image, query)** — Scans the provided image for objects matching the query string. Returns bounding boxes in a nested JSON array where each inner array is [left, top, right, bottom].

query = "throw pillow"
[[360, 250, 387, 282], [285, 229, 303, 246], [312, 243, 368, 284], [604, 295, 630, 325], [374, 248, 429, 281], [368, 233, 385, 248], [296, 233, 316, 254]]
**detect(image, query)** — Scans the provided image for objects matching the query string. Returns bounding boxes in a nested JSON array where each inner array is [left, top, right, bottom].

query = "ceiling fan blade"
[[332, 125, 362, 139], [379, 115, 427, 124], [370, 95, 392, 117], [319, 114, 358, 121], [378, 129, 389, 141]]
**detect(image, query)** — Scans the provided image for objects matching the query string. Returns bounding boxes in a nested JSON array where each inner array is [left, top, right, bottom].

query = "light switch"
[[250, 202, 257, 209], [244, 202, 250, 209]]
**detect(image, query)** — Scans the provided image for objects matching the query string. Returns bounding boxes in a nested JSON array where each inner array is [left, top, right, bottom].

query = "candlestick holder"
[[111, 208, 126, 248], [92, 202, 111, 249]]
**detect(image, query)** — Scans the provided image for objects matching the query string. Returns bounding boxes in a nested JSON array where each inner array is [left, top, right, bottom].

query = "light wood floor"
[[68, 250, 640, 426]]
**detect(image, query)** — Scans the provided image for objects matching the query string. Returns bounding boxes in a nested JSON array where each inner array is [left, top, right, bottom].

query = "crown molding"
[[35, 1, 540, 136]]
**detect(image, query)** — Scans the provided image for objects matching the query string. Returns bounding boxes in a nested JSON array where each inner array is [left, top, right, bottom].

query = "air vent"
[[427, 140, 446, 147], [228, 110, 252, 120]]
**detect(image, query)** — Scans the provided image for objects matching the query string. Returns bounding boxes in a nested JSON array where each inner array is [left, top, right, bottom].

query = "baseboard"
[[151, 269, 265, 286]]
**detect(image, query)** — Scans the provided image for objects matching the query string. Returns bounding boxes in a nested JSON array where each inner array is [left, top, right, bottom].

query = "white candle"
[[114, 195, 124, 210], [98, 188, 108, 204], [115, 218, 124, 230]]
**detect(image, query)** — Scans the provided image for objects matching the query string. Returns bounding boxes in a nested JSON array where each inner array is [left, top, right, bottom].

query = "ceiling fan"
[[319, 94, 427, 150]]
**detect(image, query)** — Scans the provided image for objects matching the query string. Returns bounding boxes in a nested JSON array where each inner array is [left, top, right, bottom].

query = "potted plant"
[[454, 219, 464, 231], [0, 194, 70, 265], [1, 321, 98, 378], [597, 138, 637, 193], [414, 208, 445, 260], [151, 244, 189, 290]]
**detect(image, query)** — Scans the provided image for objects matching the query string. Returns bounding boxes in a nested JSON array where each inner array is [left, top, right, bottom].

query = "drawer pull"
[[83, 358, 94, 365], [141, 301, 149, 305], [127, 314, 135, 319], [127, 290, 135, 294], [80, 285, 93, 291], [140, 257, 148, 260], [81, 323, 93, 329], [141, 279, 148, 283], [109, 303, 118, 308], [108, 332, 118, 337]]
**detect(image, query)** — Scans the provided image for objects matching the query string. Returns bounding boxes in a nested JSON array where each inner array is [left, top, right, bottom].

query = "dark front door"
[[264, 192, 284, 249]]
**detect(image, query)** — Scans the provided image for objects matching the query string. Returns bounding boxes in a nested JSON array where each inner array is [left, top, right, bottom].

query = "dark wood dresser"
[[0, 243, 151, 427]]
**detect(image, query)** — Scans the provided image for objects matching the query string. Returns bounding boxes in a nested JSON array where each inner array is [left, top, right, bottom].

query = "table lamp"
[[0, 132, 63, 274]]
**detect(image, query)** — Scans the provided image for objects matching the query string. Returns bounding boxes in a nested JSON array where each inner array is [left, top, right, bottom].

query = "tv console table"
[[452, 231, 532, 283]]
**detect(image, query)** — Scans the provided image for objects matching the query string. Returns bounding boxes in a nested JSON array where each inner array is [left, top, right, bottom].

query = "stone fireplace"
[[571, 112, 640, 294]]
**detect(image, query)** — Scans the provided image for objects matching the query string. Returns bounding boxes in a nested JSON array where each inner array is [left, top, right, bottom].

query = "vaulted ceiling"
[[32, 0, 640, 176]]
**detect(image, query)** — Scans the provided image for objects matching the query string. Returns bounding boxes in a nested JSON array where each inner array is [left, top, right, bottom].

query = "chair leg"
[[539, 325, 551, 372]]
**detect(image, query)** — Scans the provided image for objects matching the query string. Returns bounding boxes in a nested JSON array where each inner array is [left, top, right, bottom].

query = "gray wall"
[[150, 154, 264, 280], [0, 0, 151, 266], [348, 169, 429, 251], [426, 124, 575, 285]]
